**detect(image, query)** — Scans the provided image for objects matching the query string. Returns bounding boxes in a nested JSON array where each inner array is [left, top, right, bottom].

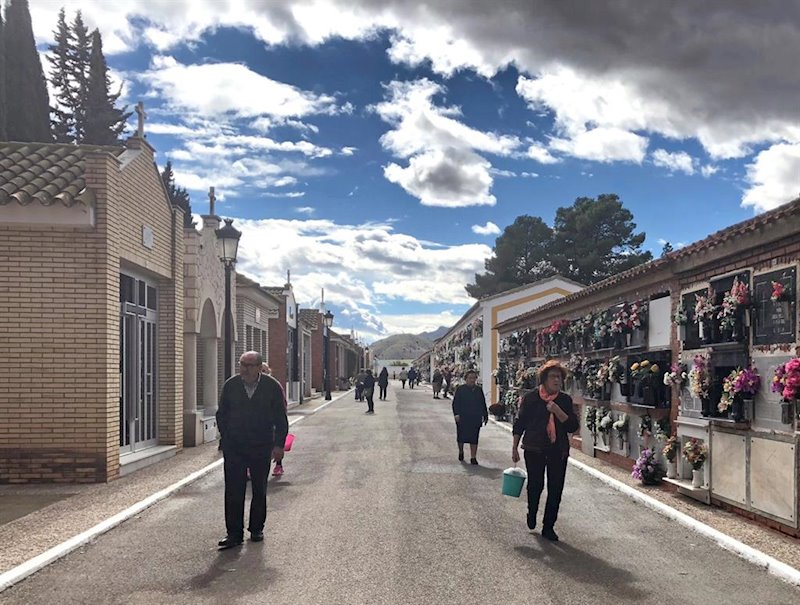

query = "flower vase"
[[678, 324, 686, 341], [625, 332, 632, 347], [731, 395, 745, 423], [692, 467, 704, 488], [743, 398, 754, 422], [700, 320, 713, 344], [780, 399, 794, 425], [666, 460, 678, 479]]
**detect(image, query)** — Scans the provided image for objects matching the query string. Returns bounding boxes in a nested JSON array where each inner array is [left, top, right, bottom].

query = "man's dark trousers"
[[366, 389, 375, 413], [223, 443, 271, 538], [524, 449, 568, 529]]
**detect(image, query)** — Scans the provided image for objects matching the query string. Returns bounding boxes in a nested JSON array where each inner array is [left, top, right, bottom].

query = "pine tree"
[[48, 8, 74, 142], [4, 0, 51, 142], [160, 161, 195, 227], [0, 9, 7, 140], [68, 11, 91, 143], [83, 29, 130, 145]]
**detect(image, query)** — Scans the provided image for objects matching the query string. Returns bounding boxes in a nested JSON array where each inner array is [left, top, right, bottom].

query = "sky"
[[28, 1, 800, 342]]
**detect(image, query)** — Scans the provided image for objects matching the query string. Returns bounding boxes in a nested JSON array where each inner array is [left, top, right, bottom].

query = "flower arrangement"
[[662, 436, 678, 462], [611, 303, 631, 334], [688, 354, 711, 399], [566, 354, 587, 378], [593, 311, 611, 340], [631, 448, 661, 484], [771, 281, 786, 302], [772, 358, 800, 401], [628, 300, 647, 330], [693, 288, 716, 323], [612, 412, 628, 434], [630, 359, 658, 379], [663, 362, 688, 388], [585, 406, 598, 433], [638, 413, 652, 438], [682, 438, 708, 470], [607, 356, 623, 383], [653, 417, 671, 442], [597, 409, 614, 433], [673, 305, 688, 326], [718, 278, 749, 331], [719, 366, 762, 412]]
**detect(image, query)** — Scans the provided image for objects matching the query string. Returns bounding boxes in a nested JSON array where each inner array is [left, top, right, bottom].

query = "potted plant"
[[663, 436, 679, 479], [683, 438, 708, 487], [631, 448, 662, 485], [719, 366, 761, 422]]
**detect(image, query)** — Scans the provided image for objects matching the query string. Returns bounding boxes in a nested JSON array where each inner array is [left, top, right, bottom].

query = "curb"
[[487, 417, 800, 587], [0, 388, 353, 594]]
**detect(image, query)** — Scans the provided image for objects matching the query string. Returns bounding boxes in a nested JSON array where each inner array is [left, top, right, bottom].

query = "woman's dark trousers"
[[524, 449, 568, 530], [223, 444, 271, 539], [365, 388, 375, 412], [379, 385, 387, 399]]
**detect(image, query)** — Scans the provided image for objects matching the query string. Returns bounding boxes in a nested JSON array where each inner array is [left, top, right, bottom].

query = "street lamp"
[[323, 310, 334, 400], [364, 346, 370, 372], [216, 218, 241, 381]]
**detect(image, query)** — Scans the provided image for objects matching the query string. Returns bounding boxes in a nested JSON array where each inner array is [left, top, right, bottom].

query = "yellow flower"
[[641, 360, 650, 368], [651, 364, 660, 373], [631, 363, 640, 371]]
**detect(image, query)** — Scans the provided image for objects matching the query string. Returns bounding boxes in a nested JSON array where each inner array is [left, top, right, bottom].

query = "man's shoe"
[[470, 458, 478, 465], [217, 536, 243, 550], [526, 513, 536, 532], [541, 527, 559, 542], [250, 531, 264, 542]]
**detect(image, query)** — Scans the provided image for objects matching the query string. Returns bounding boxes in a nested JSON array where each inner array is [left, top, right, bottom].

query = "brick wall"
[[311, 323, 324, 391], [268, 302, 288, 390]]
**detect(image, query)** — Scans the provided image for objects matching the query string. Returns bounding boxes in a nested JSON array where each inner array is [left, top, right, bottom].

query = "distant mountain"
[[370, 333, 433, 361], [416, 326, 449, 341]]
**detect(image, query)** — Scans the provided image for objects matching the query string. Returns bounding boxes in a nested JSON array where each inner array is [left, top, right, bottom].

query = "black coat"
[[216, 374, 289, 451], [513, 390, 579, 457], [452, 384, 488, 427], [378, 369, 389, 386]]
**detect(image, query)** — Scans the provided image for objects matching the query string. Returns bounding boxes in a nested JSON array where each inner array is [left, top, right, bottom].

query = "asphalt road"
[[1, 382, 798, 605]]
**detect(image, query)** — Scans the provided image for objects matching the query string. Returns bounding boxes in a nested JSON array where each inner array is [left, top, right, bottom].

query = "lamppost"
[[216, 218, 241, 381], [323, 310, 334, 400], [364, 346, 370, 372]]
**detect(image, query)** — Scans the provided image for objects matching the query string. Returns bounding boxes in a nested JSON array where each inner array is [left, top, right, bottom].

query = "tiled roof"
[[298, 308, 320, 328], [0, 142, 125, 207], [495, 197, 800, 331], [263, 286, 286, 298]]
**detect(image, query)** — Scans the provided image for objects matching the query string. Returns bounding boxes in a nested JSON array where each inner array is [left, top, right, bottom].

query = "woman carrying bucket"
[[452, 369, 488, 464], [512, 360, 579, 542]]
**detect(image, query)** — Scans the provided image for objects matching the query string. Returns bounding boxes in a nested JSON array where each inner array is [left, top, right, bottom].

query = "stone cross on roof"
[[135, 102, 147, 138], [208, 186, 216, 216]]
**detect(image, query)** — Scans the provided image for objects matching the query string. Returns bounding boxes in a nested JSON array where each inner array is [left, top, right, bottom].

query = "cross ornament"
[[135, 102, 147, 138], [208, 186, 216, 216]]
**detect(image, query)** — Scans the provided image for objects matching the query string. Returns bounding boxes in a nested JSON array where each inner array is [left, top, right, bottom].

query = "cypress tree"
[[68, 11, 91, 143], [4, 0, 51, 142], [0, 9, 7, 140], [83, 29, 130, 145], [160, 161, 195, 227], [48, 8, 74, 142]]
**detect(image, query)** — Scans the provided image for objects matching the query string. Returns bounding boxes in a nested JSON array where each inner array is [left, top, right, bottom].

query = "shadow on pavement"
[[514, 541, 647, 601]]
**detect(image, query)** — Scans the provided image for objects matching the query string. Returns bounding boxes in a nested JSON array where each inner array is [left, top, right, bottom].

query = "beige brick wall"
[[0, 141, 184, 483]]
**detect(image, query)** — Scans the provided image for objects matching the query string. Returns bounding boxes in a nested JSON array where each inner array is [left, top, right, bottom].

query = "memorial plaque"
[[753, 267, 796, 345]]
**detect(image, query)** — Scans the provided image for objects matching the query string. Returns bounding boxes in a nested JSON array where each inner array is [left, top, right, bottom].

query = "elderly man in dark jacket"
[[216, 350, 289, 550]]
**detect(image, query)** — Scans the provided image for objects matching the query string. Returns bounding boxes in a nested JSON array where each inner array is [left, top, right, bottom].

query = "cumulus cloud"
[[741, 143, 800, 213], [375, 79, 520, 207], [379, 310, 466, 336], [652, 149, 695, 175], [472, 221, 501, 236]]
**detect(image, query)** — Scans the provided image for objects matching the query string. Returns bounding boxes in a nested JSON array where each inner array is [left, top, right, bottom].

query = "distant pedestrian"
[[216, 351, 288, 550], [363, 369, 376, 414], [452, 370, 488, 465], [262, 363, 288, 477], [442, 367, 453, 399], [512, 360, 579, 542], [408, 367, 418, 389], [355, 368, 367, 401], [432, 367, 443, 399], [399, 367, 408, 389], [378, 367, 389, 400]]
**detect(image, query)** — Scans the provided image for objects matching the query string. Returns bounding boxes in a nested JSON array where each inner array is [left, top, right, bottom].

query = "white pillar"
[[203, 336, 219, 417]]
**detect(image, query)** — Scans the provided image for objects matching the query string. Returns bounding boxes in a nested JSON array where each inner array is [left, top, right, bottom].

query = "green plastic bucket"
[[502, 467, 527, 497]]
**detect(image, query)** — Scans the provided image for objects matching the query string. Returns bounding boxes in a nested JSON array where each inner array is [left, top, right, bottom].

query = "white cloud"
[[472, 221, 501, 236], [550, 127, 648, 163], [379, 311, 466, 336], [263, 191, 306, 198], [741, 143, 800, 213], [652, 149, 695, 175], [341, 146, 358, 156], [701, 165, 719, 178], [521, 171, 539, 178], [526, 142, 560, 164], [295, 206, 315, 214]]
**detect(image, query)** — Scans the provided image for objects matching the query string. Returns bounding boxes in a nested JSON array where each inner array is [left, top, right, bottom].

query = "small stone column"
[[203, 336, 219, 417]]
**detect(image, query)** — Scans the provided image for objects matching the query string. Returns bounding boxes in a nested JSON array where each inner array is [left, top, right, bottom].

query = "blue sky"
[[30, 1, 800, 340]]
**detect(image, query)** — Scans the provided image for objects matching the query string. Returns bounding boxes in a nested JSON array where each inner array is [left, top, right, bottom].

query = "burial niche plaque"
[[753, 267, 796, 345]]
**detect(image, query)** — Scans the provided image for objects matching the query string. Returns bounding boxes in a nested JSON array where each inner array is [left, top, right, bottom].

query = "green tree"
[[67, 11, 91, 143], [549, 194, 652, 285], [465, 215, 556, 298], [47, 8, 74, 142], [660, 241, 674, 257], [0, 9, 6, 140], [4, 0, 51, 142], [83, 29, 130, 145], [160, 161, 195, 227]]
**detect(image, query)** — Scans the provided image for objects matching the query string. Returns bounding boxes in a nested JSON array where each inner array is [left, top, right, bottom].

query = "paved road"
[[2, 382, 798, 604]]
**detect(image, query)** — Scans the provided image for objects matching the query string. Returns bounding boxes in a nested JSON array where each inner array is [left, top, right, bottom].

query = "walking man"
[[216, 351, 288, 550], [408, 367, 418, 389], [363, 369, 376, 413]]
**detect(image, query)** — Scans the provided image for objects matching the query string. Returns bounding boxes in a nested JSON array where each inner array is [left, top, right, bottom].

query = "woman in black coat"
[[512, 360, 579, 542], [378, 367, 389, 400], [452, 370, 488, 465]]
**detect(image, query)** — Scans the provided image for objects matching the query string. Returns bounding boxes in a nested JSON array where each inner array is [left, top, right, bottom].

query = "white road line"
[[0, 389, 353, 594], [487, 417, 800, 587]]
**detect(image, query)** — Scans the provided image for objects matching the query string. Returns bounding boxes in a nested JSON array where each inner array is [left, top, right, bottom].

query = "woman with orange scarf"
[[512, 360, 579, 541]]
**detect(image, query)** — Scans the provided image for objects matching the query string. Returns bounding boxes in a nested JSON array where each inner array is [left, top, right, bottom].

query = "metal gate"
[[120, 274, 158, 453]]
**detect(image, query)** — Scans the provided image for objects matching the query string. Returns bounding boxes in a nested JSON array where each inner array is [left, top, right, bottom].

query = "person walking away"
[[355, 368, 367, 401], [442, 367, 453, 399], [452, 370, 488, 465], [261, 363, 288, 477], [432, 367, 443, 399], [407, 367, 418, 389], [398, 367, 408, 389], [216, 351, 288, 550], [363, 369, 376, 413], [512, 360, 579, 542], [378, 367, 389, 400]]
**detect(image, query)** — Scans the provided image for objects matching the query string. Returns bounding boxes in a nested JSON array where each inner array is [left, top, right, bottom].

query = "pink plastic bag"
[[284, 433, 295, 451]]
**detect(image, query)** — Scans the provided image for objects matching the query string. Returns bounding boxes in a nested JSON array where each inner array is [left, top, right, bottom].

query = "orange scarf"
[[538, 385, 558, 443]]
